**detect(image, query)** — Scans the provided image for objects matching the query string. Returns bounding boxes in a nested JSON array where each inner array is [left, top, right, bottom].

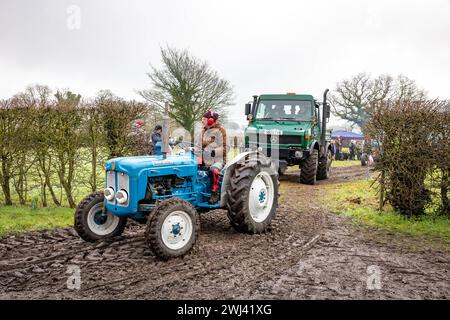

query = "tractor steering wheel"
[[173, 141, 203, 156]]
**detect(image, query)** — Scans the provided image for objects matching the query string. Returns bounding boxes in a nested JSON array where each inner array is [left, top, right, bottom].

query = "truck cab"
[[244, 91, 332, 184]]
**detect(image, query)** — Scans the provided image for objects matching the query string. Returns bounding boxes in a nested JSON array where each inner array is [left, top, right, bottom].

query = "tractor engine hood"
[[105, 154, 197, 176]]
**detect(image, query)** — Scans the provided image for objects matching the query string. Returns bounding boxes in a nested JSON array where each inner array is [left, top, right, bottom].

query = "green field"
[[322, 179, 450, 242], [0, 206, 73, 237]]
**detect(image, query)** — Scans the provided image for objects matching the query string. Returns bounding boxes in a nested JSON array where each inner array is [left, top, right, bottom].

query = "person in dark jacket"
[[151, 125, 162, 145], [149, 124, 162, 155], [335, 137, 342, 160], [349, 140, 356, 160]]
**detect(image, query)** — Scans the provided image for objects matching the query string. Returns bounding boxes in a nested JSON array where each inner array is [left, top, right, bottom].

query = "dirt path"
[[0, 166, 448, 299]]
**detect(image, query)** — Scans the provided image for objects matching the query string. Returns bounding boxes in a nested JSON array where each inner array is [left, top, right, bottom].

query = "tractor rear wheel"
[[145, 198, 200, 260], [300, 149, 318, 185], [227, 158, 278, 233], [74, 191, 127, 242], [317, 149, 332, 180]]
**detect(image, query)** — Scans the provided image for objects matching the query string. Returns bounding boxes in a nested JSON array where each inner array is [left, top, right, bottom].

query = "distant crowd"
[[330, 138, 366, 161]]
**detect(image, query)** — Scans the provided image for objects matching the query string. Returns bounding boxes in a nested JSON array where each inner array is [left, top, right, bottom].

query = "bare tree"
[[21, 85, 62, 206], [365, 98, 449, 216], [96, 90, 148, 158], [0, 99, 16, 205], [53, 90, 83, 208], [139, 46, 234, 142], [332, 73, 426, 129]]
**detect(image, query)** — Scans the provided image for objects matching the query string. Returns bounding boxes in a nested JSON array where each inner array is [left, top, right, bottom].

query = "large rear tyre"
[[74, 191, 127, 242], [227, 158, 279, 233], [300, 149, 318, 185], [145, 198, 200, 260], [317, 149, 332, 180]]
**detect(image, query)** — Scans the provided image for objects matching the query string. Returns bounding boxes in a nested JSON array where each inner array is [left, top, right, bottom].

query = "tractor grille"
[[253, 134, 301, 145]]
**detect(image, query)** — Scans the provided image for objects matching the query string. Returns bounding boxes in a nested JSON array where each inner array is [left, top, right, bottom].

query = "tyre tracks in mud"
[[3, 165, 419, 299], [79, 206, 328, 299]]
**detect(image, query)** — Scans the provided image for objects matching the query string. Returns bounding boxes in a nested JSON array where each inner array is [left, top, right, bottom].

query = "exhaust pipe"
[[252, 95, 258, 114], [320, 89, 330, 153], [162, 102, 170, 158]]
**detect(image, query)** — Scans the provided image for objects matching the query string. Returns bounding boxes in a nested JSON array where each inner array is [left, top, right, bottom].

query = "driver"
[[200, 110, 228, 204]]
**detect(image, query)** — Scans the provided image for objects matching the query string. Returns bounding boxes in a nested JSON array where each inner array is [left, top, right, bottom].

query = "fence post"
[[379, 170, 385, 212]]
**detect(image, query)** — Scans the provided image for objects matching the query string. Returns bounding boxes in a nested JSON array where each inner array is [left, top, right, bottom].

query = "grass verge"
[[331, 160, 361, 168], [0, 206, 73, 237], [322, 179, 450, 243]]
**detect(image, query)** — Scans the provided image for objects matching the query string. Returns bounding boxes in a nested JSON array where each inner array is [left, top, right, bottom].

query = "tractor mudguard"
[[219, 151, 277, 207], [309, 140, 319, 155]]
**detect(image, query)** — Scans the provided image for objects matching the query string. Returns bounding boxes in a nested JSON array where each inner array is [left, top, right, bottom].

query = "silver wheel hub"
[[161, 211, 193, 250], [87, 203, 120, 236], [249, 171, 274, 223]]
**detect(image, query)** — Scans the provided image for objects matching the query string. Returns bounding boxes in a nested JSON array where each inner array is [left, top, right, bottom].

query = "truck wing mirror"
[[245, 103, 251, 115]]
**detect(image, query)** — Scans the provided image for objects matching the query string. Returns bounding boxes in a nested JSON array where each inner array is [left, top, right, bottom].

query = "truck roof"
[[259, 94, 314, 101]]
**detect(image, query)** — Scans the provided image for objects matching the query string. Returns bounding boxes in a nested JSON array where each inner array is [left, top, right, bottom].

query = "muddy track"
[[0, 165, 448, 299]]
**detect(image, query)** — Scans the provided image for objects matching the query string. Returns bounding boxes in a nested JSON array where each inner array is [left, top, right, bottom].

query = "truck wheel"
[[300, 149, 318, 185], [317, 149, 332, 180], [227, 159, 279, 233], [145, 198, 200, 260], [74, 191, 127, 242]]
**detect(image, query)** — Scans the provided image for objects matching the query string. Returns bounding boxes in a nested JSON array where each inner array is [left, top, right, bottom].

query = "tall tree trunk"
[[1, 156, 12, 205], [38, 155, 61, 206], [57, 152, 76, 208], [91, 140, 97, 192], [61, 179, 76, 208], [441, 168, 449, 215], [38, 170, 47, 207], [14, 153, 27, 205]]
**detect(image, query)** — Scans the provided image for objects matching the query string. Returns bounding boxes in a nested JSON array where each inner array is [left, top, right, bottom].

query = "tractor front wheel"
[[74, 191, 127, 242], [227, 158, 278, 233], [145, 198, 200, 260]]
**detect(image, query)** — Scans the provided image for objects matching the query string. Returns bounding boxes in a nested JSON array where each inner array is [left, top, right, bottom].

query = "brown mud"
[[0, 165, 448, 299]]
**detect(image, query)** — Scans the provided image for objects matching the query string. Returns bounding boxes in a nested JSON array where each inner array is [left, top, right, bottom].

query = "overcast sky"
[[1, 0, 449, 128]]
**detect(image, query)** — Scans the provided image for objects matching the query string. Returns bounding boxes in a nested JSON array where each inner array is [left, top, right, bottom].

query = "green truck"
[[244, 89, 332, 185]]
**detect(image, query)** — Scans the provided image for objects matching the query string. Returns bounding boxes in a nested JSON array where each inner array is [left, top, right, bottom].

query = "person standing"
[[330, 139, 337, 160], [356, 142, 363, 161], [149, 124, 162, 155], [349, 140, 356, 160], [335, 137, 342, 161]]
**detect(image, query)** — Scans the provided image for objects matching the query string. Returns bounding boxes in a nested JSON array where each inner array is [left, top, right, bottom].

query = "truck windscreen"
[[255, 100, 313, 121]]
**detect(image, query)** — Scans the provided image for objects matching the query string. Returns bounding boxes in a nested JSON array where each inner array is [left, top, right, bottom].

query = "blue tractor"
[[74, 126, 279, 259]]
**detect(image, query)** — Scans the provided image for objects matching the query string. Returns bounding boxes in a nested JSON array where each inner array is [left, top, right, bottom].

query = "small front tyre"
[[74, 191, 127, 242], [145, 198, 200, 260]]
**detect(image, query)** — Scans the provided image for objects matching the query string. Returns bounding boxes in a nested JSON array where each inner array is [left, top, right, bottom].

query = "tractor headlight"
[[104, 187, 115, 201], [115, 189, 128, 204]]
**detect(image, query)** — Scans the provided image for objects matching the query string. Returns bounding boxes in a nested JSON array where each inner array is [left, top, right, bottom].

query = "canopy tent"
[[331, 130, 365, 140]]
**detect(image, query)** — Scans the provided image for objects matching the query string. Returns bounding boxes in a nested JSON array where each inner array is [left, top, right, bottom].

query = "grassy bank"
[[0, 206, 73, 237], [331, 160, 361, 168], [322, 179, 450, 242]]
